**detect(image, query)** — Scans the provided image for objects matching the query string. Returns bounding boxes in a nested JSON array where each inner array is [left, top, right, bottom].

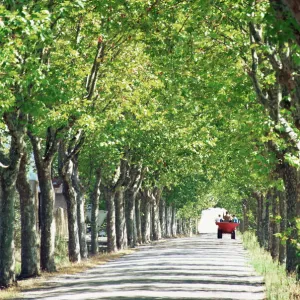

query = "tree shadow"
[[17, 234, 265, 300]]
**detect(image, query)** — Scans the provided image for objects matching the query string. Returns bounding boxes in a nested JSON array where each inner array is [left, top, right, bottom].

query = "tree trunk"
[[90, 169, 101, 255], [254, 192, 264, 247], [150, 201, 153, 240], [242, 199, 249, 232], [103, 158, 129, 252], [0, 113, 26, 286], [36, 165, 56, 271], [0, 177, 17, 287], [72, 156, 87, 259], [268, 193, 274, 253], [133, 206, 137, 246], [282, 162, 299, 274], [263, 191, 270, 250], [16, 152, 39, 278], [59, 144, 80, 263], [135, 194, 142, 245], [160, 198, 166, 238], [115, 189, 127, 250], [183, 219, 187, 235], [177, 218, 182, 235], [182, 219, 185, 235], [151, 202, 158, 240], [282, 0, 300, 29], [125, 189, 135, 247], [125, 189, 140, 248], [125, 165, 143, 248], [29, 130, 58, 272], [270, 189, 280, 261], [279, 190, 287, 264], [195, 218, 199, 234], [188, 219, 192, 237], [171, 205, 177, 237], [104, 187, 117, 252], [152, 189, 161, 241], [62, 175, 80, 263], [180, 218, 184, 235], [165, 206, 172, 238], [141, 190, 151, 244]]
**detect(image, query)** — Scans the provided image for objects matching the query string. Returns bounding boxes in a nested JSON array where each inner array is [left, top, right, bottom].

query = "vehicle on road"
[[216, 222, 239, 239]]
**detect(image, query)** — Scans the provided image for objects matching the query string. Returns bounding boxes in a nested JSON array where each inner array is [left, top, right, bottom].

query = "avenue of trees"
[[1, 0, 300, 287]]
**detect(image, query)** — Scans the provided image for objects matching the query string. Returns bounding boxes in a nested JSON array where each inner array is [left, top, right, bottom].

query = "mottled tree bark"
[[115, 189, 127, 250], [279, 190, 287, 264], [270, 189, 280, 261], [141, 189, 151, 244], [263, 191, 270, 250], [195, 219, 199, 234], [150, 201, 153, 240], [165, 206, 172, 238], [177, 218, 183, 235], [180, 219, 184, 235], [0, 112, 26, 286], [104, 188, 117, 252], [188, 219, 192, 237], [36, 164, 56, 271], [90, 168, 101, 255], [281, 0, 300, 44], [282, 163, 299, 274], [63, 173, 80, 262], [72, 155, 87, 259], [166, 206, 172, 237], [104, 158, 128, 253], [182, 219, 188, 235], [29, 128, 61, 272], [254, 192, 264, 247], [59, 142, 80, 263], [0, 177, 17, 287], [125, 165, 143, 248], [125, 189, 135, 247], [268, 192, 274, 253], [152, 188, 162, 241], [242, 199, 249, 232], [16, 152, 39, 278], [135, 194, 142, 245], [171, 205, 177, 237], [159, 198, 166, 237], [133, 207, 137, 246]]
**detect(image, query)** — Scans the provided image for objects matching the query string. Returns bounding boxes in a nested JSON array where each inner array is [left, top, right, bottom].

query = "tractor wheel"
[[231, 230, 236, 239], [217, 229, 222, 239]]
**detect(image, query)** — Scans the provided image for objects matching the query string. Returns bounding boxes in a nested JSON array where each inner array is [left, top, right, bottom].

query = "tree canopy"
[[1, 0, 300, 287]]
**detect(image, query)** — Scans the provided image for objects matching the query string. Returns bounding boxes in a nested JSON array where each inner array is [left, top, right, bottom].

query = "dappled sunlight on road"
[[18, 234, 265, 300]]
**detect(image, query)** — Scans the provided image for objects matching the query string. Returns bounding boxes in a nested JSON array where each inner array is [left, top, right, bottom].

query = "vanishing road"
[[19, 233, 265, 300]]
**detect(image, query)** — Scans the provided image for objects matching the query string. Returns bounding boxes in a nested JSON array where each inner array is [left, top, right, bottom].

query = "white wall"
[[86, 209, 108, 229], [198, 207, 226, 233]]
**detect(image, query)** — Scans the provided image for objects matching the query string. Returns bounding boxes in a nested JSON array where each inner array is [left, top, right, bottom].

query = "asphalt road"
[[18, 233, 265, 300]]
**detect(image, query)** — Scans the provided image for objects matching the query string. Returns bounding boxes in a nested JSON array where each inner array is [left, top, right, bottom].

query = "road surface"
[[18, 233, 265, 300]]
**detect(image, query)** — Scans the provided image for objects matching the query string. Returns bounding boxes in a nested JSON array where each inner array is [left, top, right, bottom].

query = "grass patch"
[[242, 231, 300, 300], [0, 249, 135, 300]]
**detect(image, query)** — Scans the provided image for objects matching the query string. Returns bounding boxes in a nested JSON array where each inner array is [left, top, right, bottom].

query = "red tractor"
[[216, 222, 239, 239]]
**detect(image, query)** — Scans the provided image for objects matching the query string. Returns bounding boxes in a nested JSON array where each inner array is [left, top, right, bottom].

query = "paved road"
[[19, 234, 265, 300]]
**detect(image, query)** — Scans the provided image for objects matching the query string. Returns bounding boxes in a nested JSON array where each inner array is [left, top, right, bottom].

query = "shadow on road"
[[18, 234, 265, 300]]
